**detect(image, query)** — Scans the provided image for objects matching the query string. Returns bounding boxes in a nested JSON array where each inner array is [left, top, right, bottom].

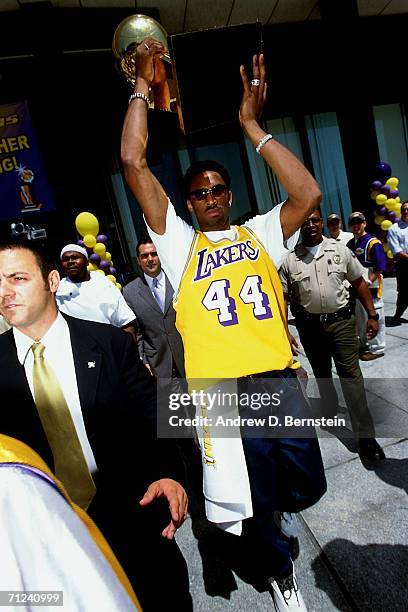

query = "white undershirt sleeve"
[[244, 202, 300, 269], [145, 200, 195, 292]]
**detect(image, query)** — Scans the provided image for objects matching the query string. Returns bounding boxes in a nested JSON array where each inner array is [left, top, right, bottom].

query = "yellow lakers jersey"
[[174, 225, 296, 380]]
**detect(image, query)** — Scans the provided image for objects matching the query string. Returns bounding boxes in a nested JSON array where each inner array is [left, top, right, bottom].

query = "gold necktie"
[[31, 342, 96, 510]]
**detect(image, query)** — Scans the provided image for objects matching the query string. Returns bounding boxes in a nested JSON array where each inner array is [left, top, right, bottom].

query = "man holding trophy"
[[121, 35, 326, 612]]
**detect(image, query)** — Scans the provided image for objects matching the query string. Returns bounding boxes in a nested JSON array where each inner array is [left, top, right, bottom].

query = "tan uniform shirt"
[[279, 237, 364, 314]]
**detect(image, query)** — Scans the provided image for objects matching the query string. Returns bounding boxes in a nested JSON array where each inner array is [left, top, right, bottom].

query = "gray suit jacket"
[[123, 273, 185, 380]]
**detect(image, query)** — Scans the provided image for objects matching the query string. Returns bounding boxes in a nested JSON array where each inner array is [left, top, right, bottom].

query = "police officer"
[[280, 210, 385, 463]]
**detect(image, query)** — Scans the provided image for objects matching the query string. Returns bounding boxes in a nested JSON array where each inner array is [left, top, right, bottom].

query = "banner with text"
[[0, 101, 55, 221]]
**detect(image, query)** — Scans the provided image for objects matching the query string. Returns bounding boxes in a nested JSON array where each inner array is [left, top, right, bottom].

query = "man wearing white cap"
[[56, 244, 136, 336]]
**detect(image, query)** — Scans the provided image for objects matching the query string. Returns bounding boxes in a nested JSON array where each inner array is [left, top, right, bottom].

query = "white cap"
[[60, 244, 89, 260]]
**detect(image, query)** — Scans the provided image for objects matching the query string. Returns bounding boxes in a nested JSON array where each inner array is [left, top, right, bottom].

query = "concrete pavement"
[[176, 277, 408, 611]]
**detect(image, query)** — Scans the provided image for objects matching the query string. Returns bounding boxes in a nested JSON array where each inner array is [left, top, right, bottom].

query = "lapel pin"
[[87, 361, 96, 369]]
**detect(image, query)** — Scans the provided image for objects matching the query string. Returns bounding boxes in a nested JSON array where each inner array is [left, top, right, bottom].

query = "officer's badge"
[[333, 254, 341, 264]]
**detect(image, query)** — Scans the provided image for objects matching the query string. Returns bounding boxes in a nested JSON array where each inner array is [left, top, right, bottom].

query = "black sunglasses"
[[189, 184, 228, 201]]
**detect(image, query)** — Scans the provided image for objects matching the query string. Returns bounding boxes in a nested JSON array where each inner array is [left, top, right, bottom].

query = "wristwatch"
[[367, 313, 379, 321]]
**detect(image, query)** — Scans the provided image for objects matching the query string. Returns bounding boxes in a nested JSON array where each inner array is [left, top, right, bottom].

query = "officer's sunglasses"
[[302, 216, 322, 227], [189, 184, 228, 201]]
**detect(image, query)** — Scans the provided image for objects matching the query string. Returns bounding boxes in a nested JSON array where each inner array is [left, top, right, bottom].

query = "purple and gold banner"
[[0, 101, 55, 221]]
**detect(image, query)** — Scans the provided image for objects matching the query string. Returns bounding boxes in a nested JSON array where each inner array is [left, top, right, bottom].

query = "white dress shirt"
[[388, 220, 408, 255], [13, 313, 98, 473], [144, 270, 166, 310]]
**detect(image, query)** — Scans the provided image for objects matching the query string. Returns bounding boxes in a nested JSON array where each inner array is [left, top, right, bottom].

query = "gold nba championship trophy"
[[112, 14, 172, 104]]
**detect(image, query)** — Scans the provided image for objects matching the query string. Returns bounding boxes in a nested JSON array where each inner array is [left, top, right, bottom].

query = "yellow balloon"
[[75, 212, 99, 238], [87, 263, 98, 272], [385, 198, 396, 210], [93, 242, 106, 256], [396, 196, 401, 203], [83, 234, 96, 248], [386, 177, 399, 188], [380, 220, 392, 231], [105, 251, 112, 262], [370, 190, 380, 201], [115, 282, 122, 291], [106, 274, 116, 283], [386, 249, 394, 259], [375, 194, 387, 205], [374, 215, 384, 225]]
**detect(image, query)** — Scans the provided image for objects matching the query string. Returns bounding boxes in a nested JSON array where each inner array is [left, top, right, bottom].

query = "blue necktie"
[[153, 277, 164, 312]]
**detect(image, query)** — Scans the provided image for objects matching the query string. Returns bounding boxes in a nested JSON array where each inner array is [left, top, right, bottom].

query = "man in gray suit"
[[123, 234, 185, 383]]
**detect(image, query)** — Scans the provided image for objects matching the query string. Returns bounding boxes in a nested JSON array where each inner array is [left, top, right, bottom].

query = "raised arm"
[[121, 38, 169, 234], [239, 55, 321, 240]]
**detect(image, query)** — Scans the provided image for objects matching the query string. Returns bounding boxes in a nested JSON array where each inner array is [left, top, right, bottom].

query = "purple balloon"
[[77, 239, 85, 247], [96, 234, 108, 244], [380, 185, 391, 196], [375, 162, 392, 181], [86, 247, 94, 255], [389, 189, 399, 198], [388, 212, 396, 222], [90, 253, 101, 265], [99, 260, 110, 271], [371, 180, 382, 191], [109, 267, 117, 275], [377, 206, 387, 216]]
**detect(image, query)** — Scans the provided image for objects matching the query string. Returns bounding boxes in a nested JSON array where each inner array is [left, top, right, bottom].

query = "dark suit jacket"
[[0, 314, 180, 499], [123, 273, 185, 380], [0, 314, 191, 608]]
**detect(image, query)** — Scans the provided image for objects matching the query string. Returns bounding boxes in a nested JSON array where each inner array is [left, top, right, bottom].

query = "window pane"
[[265, 117, 304, 207], [305, 112, 352, 227], [373, 104, 408, 202]]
